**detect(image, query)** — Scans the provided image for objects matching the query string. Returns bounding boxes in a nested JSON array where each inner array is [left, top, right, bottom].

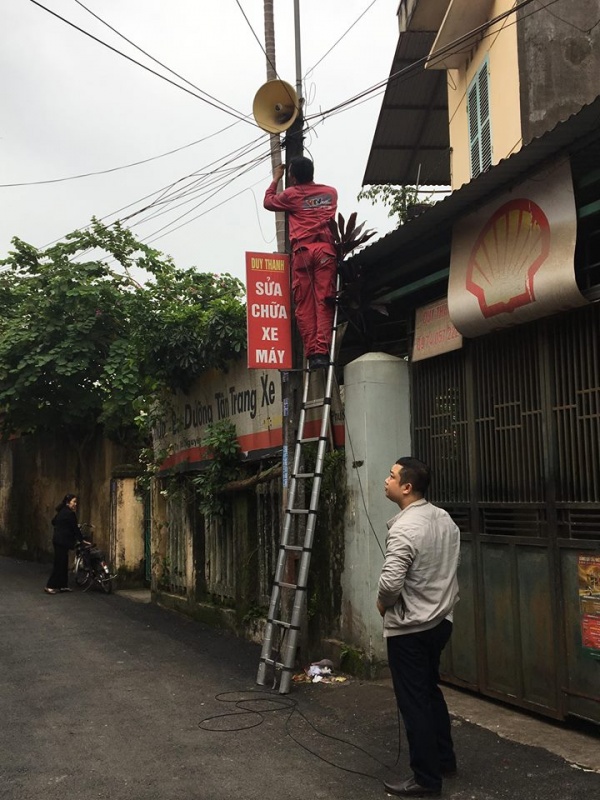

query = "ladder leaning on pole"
[[256, 276, 342, 694]]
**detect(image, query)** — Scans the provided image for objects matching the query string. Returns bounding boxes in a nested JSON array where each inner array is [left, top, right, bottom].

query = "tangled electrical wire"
[[197, 688, 402, 782]]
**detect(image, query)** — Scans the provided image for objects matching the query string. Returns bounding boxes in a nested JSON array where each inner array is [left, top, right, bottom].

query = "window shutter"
[[467, 60, 492, 179], [478, 64, 492, 172], [468, 83, 481, 177]]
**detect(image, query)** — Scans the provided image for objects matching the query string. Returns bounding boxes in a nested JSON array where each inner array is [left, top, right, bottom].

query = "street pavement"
[[1, 555, 599, 800]]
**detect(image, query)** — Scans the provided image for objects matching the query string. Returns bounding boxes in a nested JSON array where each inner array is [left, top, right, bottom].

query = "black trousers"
[[46, 543, 70, 589], [387, 619, 455, 790]]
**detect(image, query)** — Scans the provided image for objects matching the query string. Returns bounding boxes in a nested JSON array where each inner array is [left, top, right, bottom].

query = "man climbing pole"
[[264, 156, 338, 370]]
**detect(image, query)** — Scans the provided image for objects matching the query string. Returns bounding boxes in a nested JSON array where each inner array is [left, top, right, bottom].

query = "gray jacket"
[[377, 499, 460, 637]]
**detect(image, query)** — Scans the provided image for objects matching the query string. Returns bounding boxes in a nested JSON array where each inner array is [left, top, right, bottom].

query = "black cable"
[[0, 123, 241, 188], [197, 688, 399, 780], [38, 131, 270, 250], [31, 0, 565, 257], [29, 0, 256, 127], [121, 138, 271, 225], [71, 0, 249, 120], [305, 0, 554, 123], [142, 153, 273, 245], [234, 0, 279, 80], [533, 0, 600, 33], [303, 0, 380, 80], [127, 154, 270, 234]]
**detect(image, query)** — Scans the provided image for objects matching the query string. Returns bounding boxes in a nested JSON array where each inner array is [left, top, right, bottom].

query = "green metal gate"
[[412, 302, 600, 722]]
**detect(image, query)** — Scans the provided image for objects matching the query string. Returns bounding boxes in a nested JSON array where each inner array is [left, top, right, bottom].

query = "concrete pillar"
[[341, 352, 411, 662]]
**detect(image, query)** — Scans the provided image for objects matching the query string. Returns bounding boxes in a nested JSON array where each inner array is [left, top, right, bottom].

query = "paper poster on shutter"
[[448, 159, 587, 338]]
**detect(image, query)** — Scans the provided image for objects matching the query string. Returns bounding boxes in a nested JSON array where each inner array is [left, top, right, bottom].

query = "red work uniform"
[[264, 180, 338, 358]]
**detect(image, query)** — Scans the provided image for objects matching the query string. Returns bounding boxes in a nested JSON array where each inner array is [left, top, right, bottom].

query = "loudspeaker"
[[253, 80, 299, 134]]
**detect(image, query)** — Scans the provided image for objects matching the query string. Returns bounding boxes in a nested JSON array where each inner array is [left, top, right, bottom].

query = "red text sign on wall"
[[246, 251, 292, 369]]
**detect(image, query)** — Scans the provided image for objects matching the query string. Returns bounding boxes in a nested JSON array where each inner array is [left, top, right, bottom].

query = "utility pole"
[[263, 0, 285, 254], [280, 1, 304, 543], [262, 1, 304, 523]]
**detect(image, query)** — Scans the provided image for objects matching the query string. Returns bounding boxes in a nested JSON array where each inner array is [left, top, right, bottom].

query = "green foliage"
[[357, 185, 434, 226], [327, 211, 376, 262], [326, 211, 386, 344], [191, 420, 241, 519], [0, 220, 247, 444]]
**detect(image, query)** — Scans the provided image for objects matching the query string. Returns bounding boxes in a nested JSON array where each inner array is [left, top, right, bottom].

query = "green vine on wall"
[[191, 420, 241, 518]]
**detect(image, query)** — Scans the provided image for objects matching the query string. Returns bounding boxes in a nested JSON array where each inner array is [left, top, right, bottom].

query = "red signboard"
[[245, 251, 292, 370]]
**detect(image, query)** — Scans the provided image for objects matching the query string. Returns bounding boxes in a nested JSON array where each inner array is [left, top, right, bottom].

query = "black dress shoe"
[[384, 777, 441, 797]]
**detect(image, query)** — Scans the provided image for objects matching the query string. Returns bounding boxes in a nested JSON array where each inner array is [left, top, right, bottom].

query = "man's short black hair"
[[288, 156, 314, 184], [395, 457, 431, 495]]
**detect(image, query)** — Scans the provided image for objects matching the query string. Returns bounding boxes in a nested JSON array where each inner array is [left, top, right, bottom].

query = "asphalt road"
[[2, 555, 599, 800]]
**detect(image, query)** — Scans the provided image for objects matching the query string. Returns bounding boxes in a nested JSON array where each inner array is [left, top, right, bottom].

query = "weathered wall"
[[518, 0, 600, 142], [111, 476, 145, 578], [0, 430, 133, 561]]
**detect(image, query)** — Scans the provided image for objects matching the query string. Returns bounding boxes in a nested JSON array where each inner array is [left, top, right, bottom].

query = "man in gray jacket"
[[377, 457, 460, 797]]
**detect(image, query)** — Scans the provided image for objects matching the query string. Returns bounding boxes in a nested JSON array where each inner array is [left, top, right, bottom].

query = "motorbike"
[[73, 524, 115, 594]]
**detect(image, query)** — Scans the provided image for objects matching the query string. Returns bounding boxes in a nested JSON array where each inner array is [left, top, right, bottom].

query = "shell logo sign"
[[466, 199, 551, 318], [448, 160, 586, 338]]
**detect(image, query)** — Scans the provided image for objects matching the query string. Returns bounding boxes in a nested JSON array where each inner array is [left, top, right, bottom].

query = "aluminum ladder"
[[256, 281, 341, 694]]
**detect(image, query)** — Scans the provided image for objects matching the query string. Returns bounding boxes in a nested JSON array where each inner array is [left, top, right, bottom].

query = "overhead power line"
[[29, 0, 255, 127], [234, 0, 280, 81], [0, 122, 241, 188], [303, 0, 379, 79], [71, 0, 248, 120], [306, 0, 553, 122], [31, 0, 564, 254]]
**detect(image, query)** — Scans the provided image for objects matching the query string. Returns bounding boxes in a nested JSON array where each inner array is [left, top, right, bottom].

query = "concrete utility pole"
[[263, 0, 286, 254]]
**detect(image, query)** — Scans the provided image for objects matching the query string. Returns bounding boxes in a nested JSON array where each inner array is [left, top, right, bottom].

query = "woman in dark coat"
[[45, 494, 83, 594]]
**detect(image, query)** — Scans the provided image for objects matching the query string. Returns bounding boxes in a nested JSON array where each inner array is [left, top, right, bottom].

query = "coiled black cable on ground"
[[198, 688, 404, 783]]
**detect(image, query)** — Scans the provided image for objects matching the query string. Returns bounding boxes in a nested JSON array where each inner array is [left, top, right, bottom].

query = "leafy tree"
[[357, 184, 434, 226], [0, 220, 247, 448]]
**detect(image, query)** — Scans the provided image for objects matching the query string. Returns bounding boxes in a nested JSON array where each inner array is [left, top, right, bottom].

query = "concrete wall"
[[111, 476, 145, 578], [517, 0, 600, 142], [0, 430, 132, 561], [341, 353, 411, 663]]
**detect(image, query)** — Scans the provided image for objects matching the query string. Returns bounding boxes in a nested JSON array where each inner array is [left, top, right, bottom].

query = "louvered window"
[[467, 59, 492, 179]]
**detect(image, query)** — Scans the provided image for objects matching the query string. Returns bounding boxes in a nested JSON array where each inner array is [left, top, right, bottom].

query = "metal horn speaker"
[[253, 80, 299, 133]]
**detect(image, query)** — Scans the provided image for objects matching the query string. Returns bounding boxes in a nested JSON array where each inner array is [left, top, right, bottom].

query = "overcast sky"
[[2, 0, 399, 284]]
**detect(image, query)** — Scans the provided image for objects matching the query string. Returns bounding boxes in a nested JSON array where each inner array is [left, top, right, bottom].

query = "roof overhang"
[[355, 95, 600, 297], [362, 31, 450, 187], [426, 0, 495, 70]]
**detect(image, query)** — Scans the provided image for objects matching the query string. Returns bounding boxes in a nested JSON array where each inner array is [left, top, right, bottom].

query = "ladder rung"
[[303, 398, 326, 410], [268, 619, 301, 630], [260, 657, 295, 671], [258, 274, 342, 694], [270, 620, 291, 630]]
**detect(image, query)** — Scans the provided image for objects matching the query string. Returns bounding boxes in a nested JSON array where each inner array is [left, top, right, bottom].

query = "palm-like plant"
[[327, 212, 387, 343]]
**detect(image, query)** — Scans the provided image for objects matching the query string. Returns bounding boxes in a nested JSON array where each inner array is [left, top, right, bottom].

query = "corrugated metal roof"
[[355, 94, 600, 269], [362, 31, 450, 187]]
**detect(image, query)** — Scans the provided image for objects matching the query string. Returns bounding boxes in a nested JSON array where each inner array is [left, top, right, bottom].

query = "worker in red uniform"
[[264, 157, 338, 370]]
